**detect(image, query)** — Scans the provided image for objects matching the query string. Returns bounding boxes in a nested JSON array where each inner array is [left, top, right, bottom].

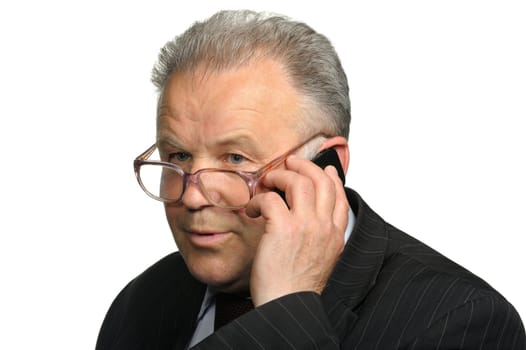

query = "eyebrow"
[[156, 117, 182, 148], [157, 132, 265, 158], [156, 136, 184, 150]]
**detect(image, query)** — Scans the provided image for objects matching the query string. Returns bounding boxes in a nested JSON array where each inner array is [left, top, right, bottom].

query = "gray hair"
[[151, 10, 350, 138]]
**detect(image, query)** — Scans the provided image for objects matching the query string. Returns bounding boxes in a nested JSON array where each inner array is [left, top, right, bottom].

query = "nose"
[[179, 172, 211, 210]]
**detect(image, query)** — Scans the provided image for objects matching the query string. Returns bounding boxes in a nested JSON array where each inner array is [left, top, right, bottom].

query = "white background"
[[1, 1, 524, 348]]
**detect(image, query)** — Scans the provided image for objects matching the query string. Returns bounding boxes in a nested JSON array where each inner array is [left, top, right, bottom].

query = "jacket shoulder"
[[345, 190, 524, 348], [385, 223, 494, 292], [96, 252, 202, 350], [358, 223, 525, 348]]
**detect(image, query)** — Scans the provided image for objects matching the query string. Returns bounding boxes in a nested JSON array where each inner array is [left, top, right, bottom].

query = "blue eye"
[[170, 152, 191, 163], [228, 154, 245, 164]]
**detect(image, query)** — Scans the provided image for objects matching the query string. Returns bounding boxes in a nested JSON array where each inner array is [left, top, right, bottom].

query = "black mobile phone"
[[275, 147, 345, 203], [311, 147, 346, 184]]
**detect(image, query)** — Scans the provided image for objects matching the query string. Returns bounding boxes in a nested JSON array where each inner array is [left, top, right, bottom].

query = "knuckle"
[[320, 172, 337, 193], [295, 175, 312, 187], [319, 220, 333, 235], [295, 176, 315, 195]]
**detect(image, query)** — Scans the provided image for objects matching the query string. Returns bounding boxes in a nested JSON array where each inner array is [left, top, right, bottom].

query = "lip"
[[185, 230, 232, 248]]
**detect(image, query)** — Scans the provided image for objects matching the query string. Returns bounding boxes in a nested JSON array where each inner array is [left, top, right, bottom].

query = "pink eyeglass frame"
[[133, 132, 328, 209]]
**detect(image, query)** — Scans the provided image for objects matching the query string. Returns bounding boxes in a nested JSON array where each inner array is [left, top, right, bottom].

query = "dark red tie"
[[214, 292, 254, 330]]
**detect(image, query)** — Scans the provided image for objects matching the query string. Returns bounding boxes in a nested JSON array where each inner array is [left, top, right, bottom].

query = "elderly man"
[[96, 10, 525, 349]]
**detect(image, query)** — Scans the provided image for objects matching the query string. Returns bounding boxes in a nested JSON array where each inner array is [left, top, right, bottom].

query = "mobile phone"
[[275, 147, 345, 203], [311, 148, 346, 184]]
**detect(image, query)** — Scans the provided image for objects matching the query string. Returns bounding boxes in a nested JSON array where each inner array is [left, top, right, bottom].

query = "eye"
[[169, 152, 191, 163], [227, 153, 245, 165]]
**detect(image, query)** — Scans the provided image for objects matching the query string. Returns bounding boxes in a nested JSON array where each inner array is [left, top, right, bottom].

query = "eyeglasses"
[[133, 133, 327, 209]]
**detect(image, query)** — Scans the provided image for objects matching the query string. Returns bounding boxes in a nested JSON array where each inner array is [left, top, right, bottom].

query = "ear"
[[319, 136, 350, 176]]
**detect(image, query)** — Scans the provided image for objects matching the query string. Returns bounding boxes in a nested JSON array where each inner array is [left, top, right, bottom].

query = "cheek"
[[164, 206, 178, 232], [163, 206, 186, 250], [164, 204, 177, 221]]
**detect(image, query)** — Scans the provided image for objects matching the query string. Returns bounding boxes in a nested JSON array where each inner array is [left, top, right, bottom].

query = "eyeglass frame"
[[133, 132, 329, 209]]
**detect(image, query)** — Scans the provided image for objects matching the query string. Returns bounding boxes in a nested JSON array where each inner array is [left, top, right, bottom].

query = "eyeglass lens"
[[139, 164, 251, 207]]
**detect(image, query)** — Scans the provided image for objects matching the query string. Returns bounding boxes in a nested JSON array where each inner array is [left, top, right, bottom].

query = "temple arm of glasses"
[[136, 144, 157, 161]]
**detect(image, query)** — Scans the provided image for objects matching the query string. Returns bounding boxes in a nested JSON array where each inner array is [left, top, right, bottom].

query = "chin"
[[185, 255, 251, 293]]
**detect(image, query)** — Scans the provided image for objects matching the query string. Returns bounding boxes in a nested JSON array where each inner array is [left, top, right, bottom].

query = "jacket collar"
[[321, 189, 389, 342]]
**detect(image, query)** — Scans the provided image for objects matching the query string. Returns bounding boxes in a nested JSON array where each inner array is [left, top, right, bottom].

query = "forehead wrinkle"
[[230, 106, 263, 115], [157, 130, 181, 146], [157, 114, 199, 149], [158, 71, 209, 124]]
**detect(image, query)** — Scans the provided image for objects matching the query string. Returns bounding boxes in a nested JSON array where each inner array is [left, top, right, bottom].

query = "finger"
[[285, 156, 337, 215], [325, 165, 349, 232], [245, 190, 289, 221], [259, 168, 317, 215]]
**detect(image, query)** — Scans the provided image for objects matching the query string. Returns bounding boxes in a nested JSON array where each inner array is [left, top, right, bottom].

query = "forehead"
[[157, 59, 304, 151]]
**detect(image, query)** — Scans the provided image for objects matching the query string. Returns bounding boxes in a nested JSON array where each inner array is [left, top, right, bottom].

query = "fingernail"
[[326, 165, 337, 175]]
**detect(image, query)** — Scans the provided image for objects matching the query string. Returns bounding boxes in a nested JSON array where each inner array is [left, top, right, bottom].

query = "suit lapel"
[[155, 254, 206, 350], [172, 277, 205, 350], [321, 189, 389, 342]]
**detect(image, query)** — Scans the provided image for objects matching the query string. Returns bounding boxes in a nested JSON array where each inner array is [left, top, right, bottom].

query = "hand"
[[245, 155, 349, 306]]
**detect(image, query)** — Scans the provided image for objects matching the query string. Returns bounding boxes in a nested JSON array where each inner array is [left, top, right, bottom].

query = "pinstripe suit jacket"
[[96, 189, 525, 349]]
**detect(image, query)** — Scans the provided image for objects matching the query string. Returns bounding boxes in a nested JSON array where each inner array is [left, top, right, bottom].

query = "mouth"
[[185, 230, 232, 248]]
